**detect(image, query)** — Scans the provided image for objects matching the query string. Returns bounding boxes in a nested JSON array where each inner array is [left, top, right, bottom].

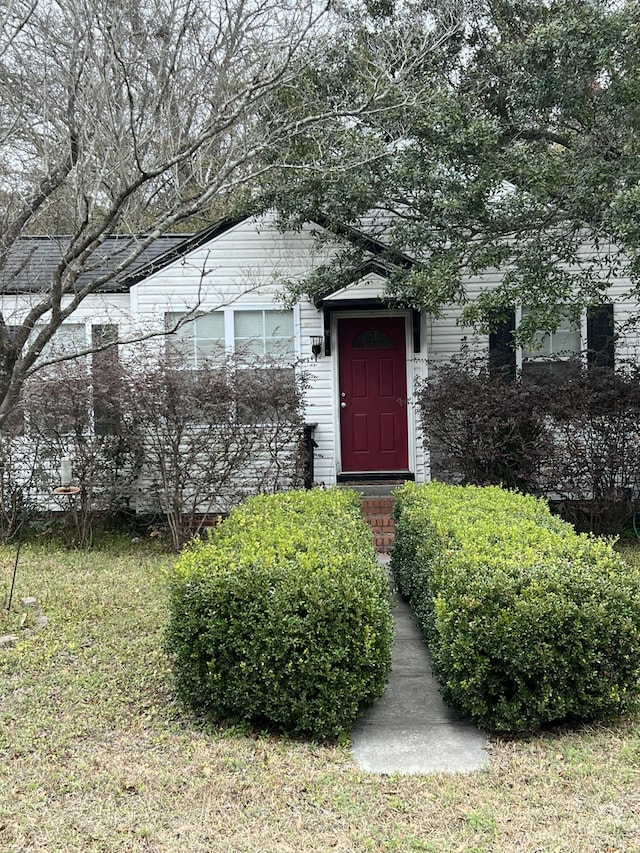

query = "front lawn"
[[1, 541, 639, 852]]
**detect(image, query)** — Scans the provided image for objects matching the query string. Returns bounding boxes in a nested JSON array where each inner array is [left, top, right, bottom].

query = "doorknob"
[[341, 402, 347, 408]]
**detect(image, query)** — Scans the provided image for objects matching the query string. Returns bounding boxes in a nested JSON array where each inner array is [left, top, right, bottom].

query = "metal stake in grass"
[[6, 432, 79, 611]]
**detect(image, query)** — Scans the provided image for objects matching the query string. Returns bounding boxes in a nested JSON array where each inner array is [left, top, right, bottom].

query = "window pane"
[[265, 310, 293, 338], [167, 338, 195, 368], [166, 313, 194, 347], [352, 328, 394, 350], [196, 338, 226, 362], [167, 314, 202, 343], [166, 314, 195, 367], [240, 338, 265, 357], [166, 312, 188, 332], [265, 337, 294, 358], [194, 313, 225, 364], [234, 311, 263, 338], [59, 325, 85, 353], [35, 323, 85, 359], [174, 323, 194, 343], [234, 310, 294, 360], [196, 312, 224, 340], [553, 326, 581, 355], [522, 333, 551, 360], [166, 311, 224, 367], [521, 307, 581, 360]]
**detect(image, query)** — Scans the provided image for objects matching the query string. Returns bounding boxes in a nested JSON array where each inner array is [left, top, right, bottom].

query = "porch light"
[[310, 336, 323, 361]]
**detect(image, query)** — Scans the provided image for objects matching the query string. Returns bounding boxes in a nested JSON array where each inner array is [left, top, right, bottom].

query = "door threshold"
[[337, 472, 415, 484]]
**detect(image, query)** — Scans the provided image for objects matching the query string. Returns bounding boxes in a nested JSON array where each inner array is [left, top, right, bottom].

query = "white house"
[[129, 214, 430, 486], [2, 213, 638, 491]]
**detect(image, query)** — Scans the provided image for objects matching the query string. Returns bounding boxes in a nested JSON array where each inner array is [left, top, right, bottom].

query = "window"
[[352, 328, 394, 350], [520, 307, 582, 380], [25, 324, 88, 435], [166, 309, 295, 366], [25, 323, 124, 436], [33, 323, 87, 364], [489, 304, 614, 379], [234, 310, 294, 359], [165, 312, 225, 368]]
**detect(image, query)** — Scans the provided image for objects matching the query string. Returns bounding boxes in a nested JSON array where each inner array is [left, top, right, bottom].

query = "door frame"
[[332, 310, 417, 476]]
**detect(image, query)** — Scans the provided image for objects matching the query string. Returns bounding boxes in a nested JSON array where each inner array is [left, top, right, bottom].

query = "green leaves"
[[166, 489, 393, 739], [274, 0, 640, 329], [391, 482, 640, 731]]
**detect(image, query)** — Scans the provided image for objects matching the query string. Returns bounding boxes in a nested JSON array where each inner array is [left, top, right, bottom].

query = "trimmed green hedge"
[[391, 481, 640, 731], [166, 488, 393, 738]]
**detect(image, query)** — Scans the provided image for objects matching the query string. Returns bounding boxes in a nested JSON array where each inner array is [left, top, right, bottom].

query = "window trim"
[[489, 304, 615, 378], [165, 305, 299, 367]]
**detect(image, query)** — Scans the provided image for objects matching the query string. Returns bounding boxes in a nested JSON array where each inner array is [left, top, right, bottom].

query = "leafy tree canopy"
[[269, 0, 640, 339]]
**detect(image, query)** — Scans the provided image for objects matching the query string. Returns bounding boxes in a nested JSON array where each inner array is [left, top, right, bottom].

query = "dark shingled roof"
[[0, 218, 242, 294], [0, 215, 413, 297]]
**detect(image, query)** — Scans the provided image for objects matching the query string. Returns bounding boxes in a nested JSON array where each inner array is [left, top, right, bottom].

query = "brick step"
[[361, 497, 395, 554], [365, 514, 395, 532]]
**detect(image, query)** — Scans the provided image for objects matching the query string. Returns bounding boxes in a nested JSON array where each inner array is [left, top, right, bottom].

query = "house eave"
[[312, 260, 404, 309], [310, 213, 416, 270]]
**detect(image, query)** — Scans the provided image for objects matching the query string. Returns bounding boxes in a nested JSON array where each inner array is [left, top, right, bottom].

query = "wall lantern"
[[310, 336, 323, 361]]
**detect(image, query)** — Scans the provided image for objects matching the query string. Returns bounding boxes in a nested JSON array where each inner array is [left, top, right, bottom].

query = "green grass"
[[1, 539, 639, 852]]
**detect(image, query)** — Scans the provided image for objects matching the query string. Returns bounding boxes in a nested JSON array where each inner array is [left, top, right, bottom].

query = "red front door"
[[338, 316, 409, 472]]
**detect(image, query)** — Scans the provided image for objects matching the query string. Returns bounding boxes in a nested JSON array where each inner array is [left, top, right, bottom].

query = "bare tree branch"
[[0, 0, 465, 428]]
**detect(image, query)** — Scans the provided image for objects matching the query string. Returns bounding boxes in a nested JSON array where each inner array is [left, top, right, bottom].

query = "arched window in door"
[[352, 328, 394, 350]]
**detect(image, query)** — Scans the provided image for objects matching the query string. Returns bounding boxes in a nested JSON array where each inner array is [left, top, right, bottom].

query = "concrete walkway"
[[351, 561, 489, 774]]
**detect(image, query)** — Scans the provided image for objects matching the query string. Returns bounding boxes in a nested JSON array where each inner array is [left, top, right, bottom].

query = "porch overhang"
[[317, 298, 421, 356]]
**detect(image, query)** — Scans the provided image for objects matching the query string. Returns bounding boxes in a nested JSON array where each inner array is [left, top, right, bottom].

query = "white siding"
[[132, 216, 433, 485], [299, 297, 337, 484], [132, 217, 339, 327], [323, 272, 387, 302], [0, 293, 133, 335], [4, 214, 640, 494]]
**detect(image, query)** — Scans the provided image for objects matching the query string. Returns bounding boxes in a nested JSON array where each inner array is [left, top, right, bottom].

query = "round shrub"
[[166, 489, 393, 738], [392, 482, 640, 731]]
